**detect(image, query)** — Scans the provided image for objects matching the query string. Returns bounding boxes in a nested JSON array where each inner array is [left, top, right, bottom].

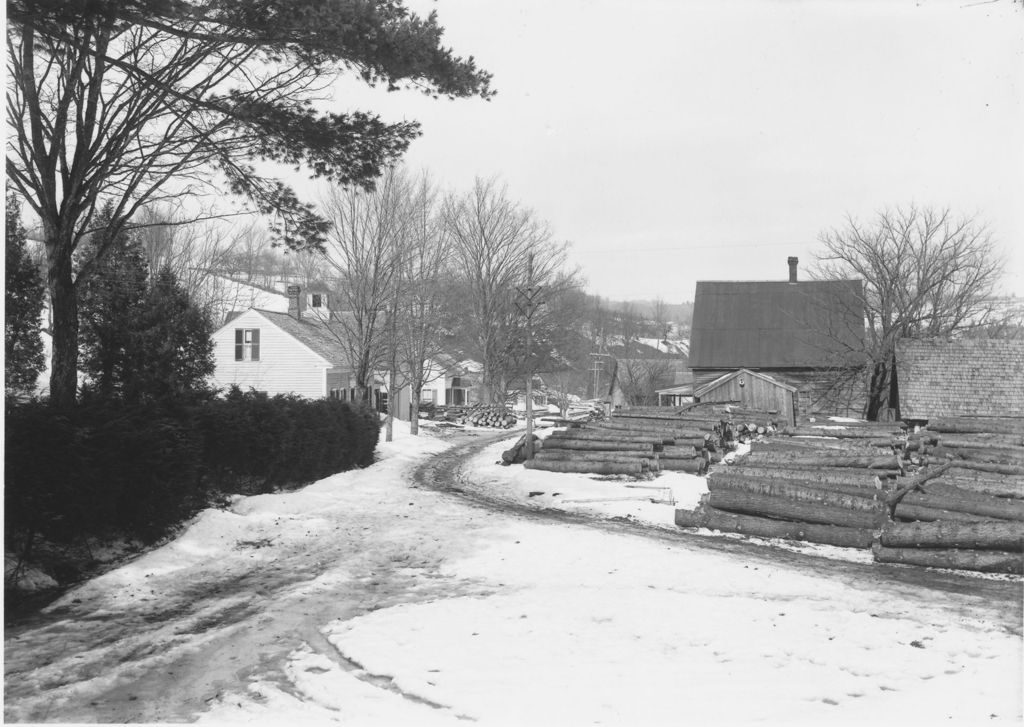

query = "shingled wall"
[[897, 338, 1024, 419]]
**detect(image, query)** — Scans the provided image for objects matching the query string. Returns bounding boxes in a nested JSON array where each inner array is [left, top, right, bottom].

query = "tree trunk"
[[659, 457, 706, 474], [548, 431, 669, 445], [409, 385, 421, 436], [523, 459, 642, 475], [675, 506, 874, 549], [541, 439, 654, 452], [707, 476, 886, 512], [928, 476, 1024, 500], [892, 503, 999, 523], [385, 366, 397, 442], [724, 465, 891, 488], [872, 545, 1022, 575], [533, 450, 652, 463], [46, 240, 79, 408], [900, 490, 1024, 521], [880, 520, 1024, 551], [706, 489, 882, 528]]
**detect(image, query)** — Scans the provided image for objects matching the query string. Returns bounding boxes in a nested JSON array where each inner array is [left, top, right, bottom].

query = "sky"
[[331, 0, 1024, 303]]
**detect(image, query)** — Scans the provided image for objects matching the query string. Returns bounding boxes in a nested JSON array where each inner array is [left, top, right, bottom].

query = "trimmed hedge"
[[5, 390, 380, 562]]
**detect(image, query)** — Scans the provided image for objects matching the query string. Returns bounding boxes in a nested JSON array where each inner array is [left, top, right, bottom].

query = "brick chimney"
[[287, 284, 305, 320], [787, 256, 798, 283]]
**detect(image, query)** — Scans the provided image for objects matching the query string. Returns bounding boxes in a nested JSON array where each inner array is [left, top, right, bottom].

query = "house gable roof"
[[897, 338, 1024, 419], [694, 367, 797, 398], [217, 309, 350, 367], [689, 279, 865, 369]]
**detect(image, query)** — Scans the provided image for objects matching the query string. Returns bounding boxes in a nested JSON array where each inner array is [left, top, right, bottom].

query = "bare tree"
[[446, 177, 573, 402], [615, 357, 675, 407], [398, 173, 454, 435], [651, 297, 672, 340], [6, 2, 490, 406], [319, 169, 409, 403], [812, 205, 1007, 420]]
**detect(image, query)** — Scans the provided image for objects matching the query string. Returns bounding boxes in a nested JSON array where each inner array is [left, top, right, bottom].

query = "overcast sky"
[[338, 0, 1023, 303]]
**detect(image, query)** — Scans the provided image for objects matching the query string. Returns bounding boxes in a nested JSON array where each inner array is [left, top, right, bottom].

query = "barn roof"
[[689, 279, 865, 368], [897, 338, 1024, 419]]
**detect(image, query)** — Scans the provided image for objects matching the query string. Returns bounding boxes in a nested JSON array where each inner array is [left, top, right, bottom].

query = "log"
[[880, 520, 1024, 551], [872, 545, 1023, 575], [706, 489, 881, 528], [660, 445, 699, 458], [706, 476, 885, 512], [709, 471, 887, 499], [781, 426, 903, 439], [929, 476, 1024, 500], [534, 450, 653, 462], [924, 445, 1024, 466], [541, 439, 654, 452], [724, 465, 892, 486], [924, 417, 1024, 435], [743, 453, 902, 470], [946, 461, 1024, 476], [548, 430, 669, 445], [900, 489, 1024, 521], [675, 506, 874, 548], [660, 458, 706, 474], [892, 503, 999, 523], [936, 434, 1024, 449], [592, 422, 712, 438], [523, 459, 643, 475]]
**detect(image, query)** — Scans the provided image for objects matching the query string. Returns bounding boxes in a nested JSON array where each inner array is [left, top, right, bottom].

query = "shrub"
[[5, 389, 381, 580]]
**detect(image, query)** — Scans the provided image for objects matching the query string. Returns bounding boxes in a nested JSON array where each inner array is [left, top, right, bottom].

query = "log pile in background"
[[522, 405, 779, 477], [463, 404, 517, 428], [674, 415, 1024, 575]]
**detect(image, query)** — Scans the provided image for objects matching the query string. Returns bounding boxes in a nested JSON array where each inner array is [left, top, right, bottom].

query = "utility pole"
[[515, 252, 543, 460]]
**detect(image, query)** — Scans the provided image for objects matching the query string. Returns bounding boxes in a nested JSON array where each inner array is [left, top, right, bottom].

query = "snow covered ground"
[[4, 422, 1022, 725]]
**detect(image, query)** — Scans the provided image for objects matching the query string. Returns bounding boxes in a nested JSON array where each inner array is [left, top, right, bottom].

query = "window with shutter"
[[235, 328, 261, 361]]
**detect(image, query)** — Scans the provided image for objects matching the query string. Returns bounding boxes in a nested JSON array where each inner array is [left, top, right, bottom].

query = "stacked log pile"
[[522, 407, 778, 477], [674, 416, 1024, 574]]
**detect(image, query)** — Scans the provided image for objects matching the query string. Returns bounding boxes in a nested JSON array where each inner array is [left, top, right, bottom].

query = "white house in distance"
[[210, 286, 482, 412], [210, 288, 356, 400], [381, 354, 483, 420]]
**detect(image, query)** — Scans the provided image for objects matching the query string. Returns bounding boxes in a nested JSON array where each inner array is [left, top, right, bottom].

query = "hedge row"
[[4, 389, 380, 555]]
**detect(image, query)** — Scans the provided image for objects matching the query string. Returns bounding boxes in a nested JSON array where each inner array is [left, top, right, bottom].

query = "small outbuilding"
[[692, 368, 797, 425]]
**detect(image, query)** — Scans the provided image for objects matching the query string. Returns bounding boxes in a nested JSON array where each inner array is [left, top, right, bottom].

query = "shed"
[[693, 368, 797, 424], [655, 384, 694, 407]]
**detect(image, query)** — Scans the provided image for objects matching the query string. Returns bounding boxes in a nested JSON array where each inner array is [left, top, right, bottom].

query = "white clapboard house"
[[211, 287, 361, 401]]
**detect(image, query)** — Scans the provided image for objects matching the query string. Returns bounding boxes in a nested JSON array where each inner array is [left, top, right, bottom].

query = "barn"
[[689, 257, 866, 418]]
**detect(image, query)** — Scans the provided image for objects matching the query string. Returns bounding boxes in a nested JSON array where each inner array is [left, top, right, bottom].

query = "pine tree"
[[124, 267, 215, 403], [77, 204, 150, 397], [4, 192, 46, 396]]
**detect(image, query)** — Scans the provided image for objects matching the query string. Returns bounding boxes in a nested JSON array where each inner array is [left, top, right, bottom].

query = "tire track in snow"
[[414, 431, 1023, 634]]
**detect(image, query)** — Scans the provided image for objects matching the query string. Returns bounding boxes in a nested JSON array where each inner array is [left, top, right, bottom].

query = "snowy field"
[[4, 422, 1022, 725]]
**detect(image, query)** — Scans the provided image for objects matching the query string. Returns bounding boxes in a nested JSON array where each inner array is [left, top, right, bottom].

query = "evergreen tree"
[[4, 193, 46, 396], [77, 204, 150, 397], [124, 267, 215, 403]]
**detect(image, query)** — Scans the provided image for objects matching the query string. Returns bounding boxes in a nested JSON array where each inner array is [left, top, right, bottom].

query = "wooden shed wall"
[[696, 373, 795, 424]]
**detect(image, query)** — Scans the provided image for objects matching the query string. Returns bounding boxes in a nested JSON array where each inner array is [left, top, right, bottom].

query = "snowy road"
[[4, 425, 1022, 725]]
